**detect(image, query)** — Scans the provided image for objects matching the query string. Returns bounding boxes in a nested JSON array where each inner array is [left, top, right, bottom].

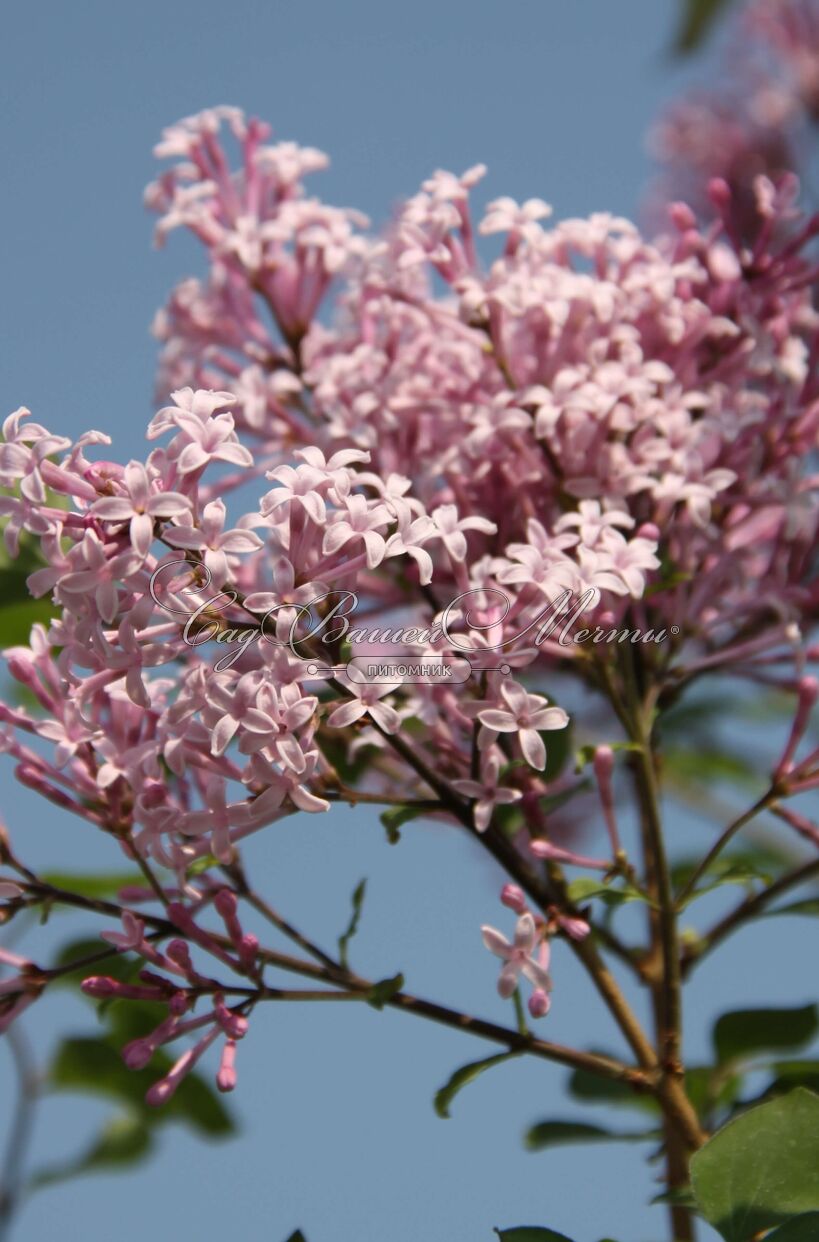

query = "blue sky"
[[2, 3, 810, 1241]]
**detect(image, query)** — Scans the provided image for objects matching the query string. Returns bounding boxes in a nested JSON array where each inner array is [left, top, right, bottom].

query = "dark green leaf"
[[765, 1216, 819, 1241], [673, 852, 779, 908], [567, 877, 650, 908], [434, 1051, 520, 1119], [494, 1229, 576, 1242], [40, 872, 143, 900], [768, 899, 819, 919], [650, 1185, 698, 1209], [684, 1064, 741, 1121], [29, 1113, 153, 1188], [284, 1233, 308, 1242], [764, 1060, 819, 1099], [380, 804, 424, 844], [664, 745, 759, 791], [524, 1119, 657, 1150], [675, 0, 734, 53], [713, 1005, 818, 1066], [542, 719, 571, 783], [0, 597, 59, 647], [690, 1088, 819, 1240], [574, 742, 641, 773], [366, 972, 404, 1010], [49, 937, 141, 988], [50, 1036, 234, 1136], [567, 1065, 659, 1114], [337, 878, 366, 969]]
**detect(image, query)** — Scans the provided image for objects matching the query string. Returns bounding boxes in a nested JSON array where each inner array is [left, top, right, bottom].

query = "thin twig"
[[0, 1022, 38, 1241], [682, 855, 819, 975]]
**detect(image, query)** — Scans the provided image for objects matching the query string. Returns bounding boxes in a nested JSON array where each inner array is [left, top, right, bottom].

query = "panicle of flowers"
[[1, 104, 818, 1082]]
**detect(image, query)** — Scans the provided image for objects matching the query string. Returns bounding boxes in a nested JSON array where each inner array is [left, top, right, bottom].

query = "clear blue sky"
[[1, 4, 810, 1241]]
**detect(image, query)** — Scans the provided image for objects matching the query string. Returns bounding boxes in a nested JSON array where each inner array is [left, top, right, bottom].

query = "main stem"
[[629, 698, 697, 1242]]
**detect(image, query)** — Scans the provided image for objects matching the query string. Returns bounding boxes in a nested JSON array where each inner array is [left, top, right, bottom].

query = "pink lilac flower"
[[452, 749, 522, 831], [91, 461, 191, 558], [477, 682, 568, 771], [481, 913, 553, 1004]]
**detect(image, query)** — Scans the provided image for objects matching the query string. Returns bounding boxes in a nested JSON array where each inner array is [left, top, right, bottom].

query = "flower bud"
[[122, 1038, 154, 1070], [500, 884, 527, 913], [214, 888, 238, 919], [528, 989, 551, 1019]]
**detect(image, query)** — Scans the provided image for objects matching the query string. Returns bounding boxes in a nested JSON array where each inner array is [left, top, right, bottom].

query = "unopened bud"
[[528, 989, 551, 1019], [500, 884, 527, 914]]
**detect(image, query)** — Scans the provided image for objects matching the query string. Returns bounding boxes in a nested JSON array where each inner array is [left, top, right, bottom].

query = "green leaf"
[[337, 878, 366, 969], [664, 744, 760, 791], [768, 899, 819, 919], [0, 596, 59, 648], [50, 1036, 234, 1136], [494, 1229, 576, 1242], [567, 877, 650, 908], [379, 804, 424, 844], [284, 1233, 308, 1242], [764, 1060, 819, 1099], [524, 1119, 657, 1150], [542, 718, 571, 783], [29, 1113, 154, 1188], [186, 854, 220, 878], [49, 937, 142, 988], [675, 0, 734, 52], [566, 1064, 660, 1115], [366, 972, 404, 1010], [690, 1088, 819, 1240], [574, 742, 641, 773], [713, 1005, 818, 1066], [673, 852, 779, 908], [684, 1064, 742, 1121], [434, 1051, 520, 1119], [765, 1216, 819, 1241], [40, 871, 144, 900], [650, 1185, 698, 1209]]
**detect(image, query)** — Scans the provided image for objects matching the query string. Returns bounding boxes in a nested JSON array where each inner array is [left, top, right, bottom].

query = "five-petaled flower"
[[91, 461, 191, 559], [477, 682, 568, 771], [481, 913, 553, 1010]]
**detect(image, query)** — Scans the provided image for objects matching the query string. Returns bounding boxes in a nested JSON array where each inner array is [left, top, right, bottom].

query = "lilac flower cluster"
[[1, 103, 818, 1099]]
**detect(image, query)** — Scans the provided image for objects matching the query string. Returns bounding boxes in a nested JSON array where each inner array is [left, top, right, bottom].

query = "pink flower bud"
[[166, 939, 193, 969], [116, 886, 157, 903], [146, 1078, 177, 1108], [500, 884, 527, 913], [708, 177, 732, 209], [217, 1039, 238, 1093], [15, 766, 77, 812], [80, 976, 117, 997], [81, 977, 170, 1001], [215, 996, 249, 1040], [669, 202, 697, 231], [557, 914, 591, 941], [238, 933, 259, 971], [528, 989, 551, 1019], [593, 745, 615, 781], [214, 888, 238, 919], [122, 1038, 154, 1070]]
